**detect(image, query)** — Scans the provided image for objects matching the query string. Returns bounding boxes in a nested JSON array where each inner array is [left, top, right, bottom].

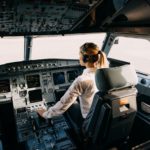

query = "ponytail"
[[97, 51, 108, 68]]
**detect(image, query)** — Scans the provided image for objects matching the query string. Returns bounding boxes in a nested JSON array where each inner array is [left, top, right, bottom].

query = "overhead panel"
[[0, 0, 101, 36]]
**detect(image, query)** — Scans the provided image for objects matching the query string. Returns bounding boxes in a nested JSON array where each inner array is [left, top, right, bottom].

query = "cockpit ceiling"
[[0, 0, 103, 36], [0, 0, 150, 36]]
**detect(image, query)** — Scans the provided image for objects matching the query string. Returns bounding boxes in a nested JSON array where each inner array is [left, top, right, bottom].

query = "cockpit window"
[[0, 37, 24, 65], [108, 36, 150, 74], [31, 33, 106, 60]]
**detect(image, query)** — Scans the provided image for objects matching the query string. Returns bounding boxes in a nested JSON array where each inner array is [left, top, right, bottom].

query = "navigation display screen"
[[0, 79, 10, 93], [26, 74, 40, 88], [28, 89, 42, 103], [53, 72, 65, 85], [67, 70, 78, 82]]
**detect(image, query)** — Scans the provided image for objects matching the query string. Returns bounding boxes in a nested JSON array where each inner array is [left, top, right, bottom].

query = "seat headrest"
[[95, 64, 138, 92]]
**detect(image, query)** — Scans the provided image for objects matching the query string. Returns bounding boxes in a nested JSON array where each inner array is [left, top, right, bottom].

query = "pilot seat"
[[67, 64, 138, 150], [0, 140, 3, 150]]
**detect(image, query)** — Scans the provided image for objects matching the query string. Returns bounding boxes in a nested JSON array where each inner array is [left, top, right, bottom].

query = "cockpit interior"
[[0, 0, 150, 150]]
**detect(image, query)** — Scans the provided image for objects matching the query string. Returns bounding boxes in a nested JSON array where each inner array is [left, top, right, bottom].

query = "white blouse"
[[43, 68, 98, 119]]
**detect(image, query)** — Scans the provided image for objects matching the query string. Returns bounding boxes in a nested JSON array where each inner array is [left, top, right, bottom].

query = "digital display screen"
[[0, 79, 10, 93], [67, 70, 78, 82], [26, 74, 40, 88], [53, 72, 65, 85], [28, 89, 42, 103], [54, 89, 66, 102]]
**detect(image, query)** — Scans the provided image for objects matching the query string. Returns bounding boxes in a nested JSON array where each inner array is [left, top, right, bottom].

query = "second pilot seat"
[[82, 64, 138, 149]]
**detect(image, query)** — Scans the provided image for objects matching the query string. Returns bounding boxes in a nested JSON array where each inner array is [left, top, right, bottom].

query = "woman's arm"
[[37, 77, 83, 119]]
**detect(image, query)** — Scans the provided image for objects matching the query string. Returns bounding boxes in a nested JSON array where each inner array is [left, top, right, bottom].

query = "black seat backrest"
[[0, 140, 3, 150], [0, 98, 17, 150], [82, 64, 138, 149]]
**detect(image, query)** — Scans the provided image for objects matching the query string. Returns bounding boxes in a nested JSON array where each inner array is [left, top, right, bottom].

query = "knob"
[[141, 78, 147, 84]]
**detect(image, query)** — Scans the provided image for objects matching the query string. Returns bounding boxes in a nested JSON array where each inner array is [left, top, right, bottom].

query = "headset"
[[81, 43, 100, 63], [83, 54, 99, 63]]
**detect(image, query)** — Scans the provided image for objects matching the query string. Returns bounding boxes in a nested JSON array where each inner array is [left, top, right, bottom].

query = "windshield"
[[108, 36, 150, 74], [0, 37, 24, 65], [31, 33, 106, 60]]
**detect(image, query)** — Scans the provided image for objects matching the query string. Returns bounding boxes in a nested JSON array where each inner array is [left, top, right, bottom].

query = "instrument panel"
[[137, 72, 150, 97], [0, 59, 81, 150], [136, 72, 150, 121], [0, 59, 83, 110]]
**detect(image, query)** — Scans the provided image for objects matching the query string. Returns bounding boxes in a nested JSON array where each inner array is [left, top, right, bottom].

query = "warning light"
[[119, 99, 128, 106]]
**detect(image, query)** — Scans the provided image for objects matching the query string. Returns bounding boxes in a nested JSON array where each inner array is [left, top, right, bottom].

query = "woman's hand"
[[37, 108, 46, 118]]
